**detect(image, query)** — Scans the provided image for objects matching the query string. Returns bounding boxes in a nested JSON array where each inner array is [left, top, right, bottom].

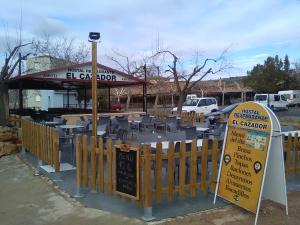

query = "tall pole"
[[18, 52, 23, 114], [143, 64, 147, 113], [92, 41, 98, 138]]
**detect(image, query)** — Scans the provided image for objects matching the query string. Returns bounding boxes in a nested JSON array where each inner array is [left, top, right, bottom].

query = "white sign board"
[[34, 64, 136, 82]]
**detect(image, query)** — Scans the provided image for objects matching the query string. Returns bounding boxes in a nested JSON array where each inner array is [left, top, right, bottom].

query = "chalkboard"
[[115, 144, 139, 200]]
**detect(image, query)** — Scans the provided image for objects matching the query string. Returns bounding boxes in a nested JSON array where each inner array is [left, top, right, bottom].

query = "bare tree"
[[218, 78, 226, 106], [32, 34, 91, 107], [112, 87, 126, 103], [32, 34, 90, 65], [153, 50, 229, 113], [0, 42, 31, 125]]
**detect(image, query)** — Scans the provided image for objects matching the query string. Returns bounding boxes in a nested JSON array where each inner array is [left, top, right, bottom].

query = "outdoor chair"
[[96, 115, 111, 136], [182, 126, 197, 140], [165, 130, 186, 141], [140, 114, 155, 132], [116, 119, 129, 142], [57, 127, 75, 164], [153, 117, 166, 132], [281, 124, 295, 132], [165, 116, 178, 132]]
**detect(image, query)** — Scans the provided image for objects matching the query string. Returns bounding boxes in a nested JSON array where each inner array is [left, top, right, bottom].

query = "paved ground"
[[0, 155, 145, 225], [159, 191, 300, 225]]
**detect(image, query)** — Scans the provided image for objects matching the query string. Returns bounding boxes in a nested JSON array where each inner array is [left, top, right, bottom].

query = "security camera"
[[89, 32, 100, 42]]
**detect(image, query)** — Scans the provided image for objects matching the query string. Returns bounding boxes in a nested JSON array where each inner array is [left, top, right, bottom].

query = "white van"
[[172, 97, 218, 115], [254, 94, 288, 110], [278, 90, 300, 107], [186, 94, 197, 99]]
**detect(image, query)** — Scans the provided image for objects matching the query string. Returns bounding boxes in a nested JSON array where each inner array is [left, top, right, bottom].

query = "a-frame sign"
[[214, 101, 288, 225]]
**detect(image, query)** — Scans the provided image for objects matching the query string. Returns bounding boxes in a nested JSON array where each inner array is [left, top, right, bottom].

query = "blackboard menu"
[[115, 145, 139, 199]]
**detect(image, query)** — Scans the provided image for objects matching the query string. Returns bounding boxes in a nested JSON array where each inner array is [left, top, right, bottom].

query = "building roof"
[[7, 61, 147, 90], [111, 76, 253, 97]]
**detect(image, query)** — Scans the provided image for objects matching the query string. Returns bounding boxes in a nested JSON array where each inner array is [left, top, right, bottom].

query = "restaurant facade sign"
[[214, 101, 288, 225], [36, 64, 135, 82]]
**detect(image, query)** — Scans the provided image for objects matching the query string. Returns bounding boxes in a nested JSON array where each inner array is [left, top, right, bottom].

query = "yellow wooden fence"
[[75, 135, 219, 207], [284, 133, 300, 174], [21, 119, 60, 171]]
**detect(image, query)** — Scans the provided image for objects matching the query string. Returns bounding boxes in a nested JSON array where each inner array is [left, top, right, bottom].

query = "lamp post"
[[89, 32, 100, 138]]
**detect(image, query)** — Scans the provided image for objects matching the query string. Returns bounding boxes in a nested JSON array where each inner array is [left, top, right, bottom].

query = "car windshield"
[[183, 99, 199, 106], [255, 95, 267, 101], [221, 104, 238, 113]]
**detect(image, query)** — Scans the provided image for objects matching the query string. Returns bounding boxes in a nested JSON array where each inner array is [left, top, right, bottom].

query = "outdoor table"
[[146, 139, 203, 153], [59, 124, 84, 132], [44, 121, 62, 127], [97, 131, 106, 136], [196, 127, 210, 132]]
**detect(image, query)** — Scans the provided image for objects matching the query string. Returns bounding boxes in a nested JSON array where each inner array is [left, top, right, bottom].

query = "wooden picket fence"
[[75, 135, 220, 207], [21, 119, 60, 171], [284, 133, 300, 175]]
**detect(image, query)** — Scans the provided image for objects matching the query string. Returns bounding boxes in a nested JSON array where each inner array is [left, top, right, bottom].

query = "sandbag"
[[0, 142, 20, 158]]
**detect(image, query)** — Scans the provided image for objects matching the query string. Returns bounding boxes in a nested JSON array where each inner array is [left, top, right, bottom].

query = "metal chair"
[[140, 114, 155, 132], [182, 126, 197, 140]]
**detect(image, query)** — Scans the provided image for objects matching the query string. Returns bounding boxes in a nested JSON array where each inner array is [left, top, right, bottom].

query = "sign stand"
[[214, 102, 288, 225]]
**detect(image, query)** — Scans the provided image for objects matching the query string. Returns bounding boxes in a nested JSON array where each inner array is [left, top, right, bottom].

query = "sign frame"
[[114, 144, 140, 200]]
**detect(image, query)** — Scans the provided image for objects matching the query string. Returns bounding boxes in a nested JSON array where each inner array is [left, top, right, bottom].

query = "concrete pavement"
[[0, 155, 145, 225]]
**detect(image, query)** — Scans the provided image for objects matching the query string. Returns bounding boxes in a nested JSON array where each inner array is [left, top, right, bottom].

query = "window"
[[255, 95, 267, 101], [198, 99, 206, 107], [183, 99, 199, 106], [281, 95, 287, 101], [274, 95, 280, 101], [35, 95, 41, 102]]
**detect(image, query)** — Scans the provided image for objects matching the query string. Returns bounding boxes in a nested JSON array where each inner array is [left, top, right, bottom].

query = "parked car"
[[207, 103, 239, 125], [111, 102, 122, 111], [254, 94, 288, 110], [172, 97, 218, 115], [278, 90, 300, 107]]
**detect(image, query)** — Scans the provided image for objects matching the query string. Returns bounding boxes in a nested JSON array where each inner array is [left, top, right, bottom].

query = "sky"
[[1, 0, 300, 78]]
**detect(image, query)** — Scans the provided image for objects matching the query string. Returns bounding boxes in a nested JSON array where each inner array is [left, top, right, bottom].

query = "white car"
[[172, 97, 218, 115]]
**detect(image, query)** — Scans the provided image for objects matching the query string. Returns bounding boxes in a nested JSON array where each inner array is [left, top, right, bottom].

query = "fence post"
[[107, 138, 113, 195], [211, 139, 219, 192], [286, 134, 292, 174], [75, 135, 83, 197], [167, 142, 175, 201], [295, 133, 300, 174], [179, 141, 186, 199], [201, 139, 208, 196], [155, 142, 162, 203], [142, 144, 155, 221], [190, 140, 197, 198], [83, 135, 89, 188]]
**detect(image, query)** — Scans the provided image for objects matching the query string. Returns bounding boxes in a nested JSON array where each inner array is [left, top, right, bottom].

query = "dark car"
[[111, 102, 122, 111], [207, 103, 239, 125]]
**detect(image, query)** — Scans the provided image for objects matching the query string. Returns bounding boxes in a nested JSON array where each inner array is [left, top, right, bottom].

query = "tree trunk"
[[126, 93, 131, 110], [0, 82, 9, 126], [177, 92, 186, 114]]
